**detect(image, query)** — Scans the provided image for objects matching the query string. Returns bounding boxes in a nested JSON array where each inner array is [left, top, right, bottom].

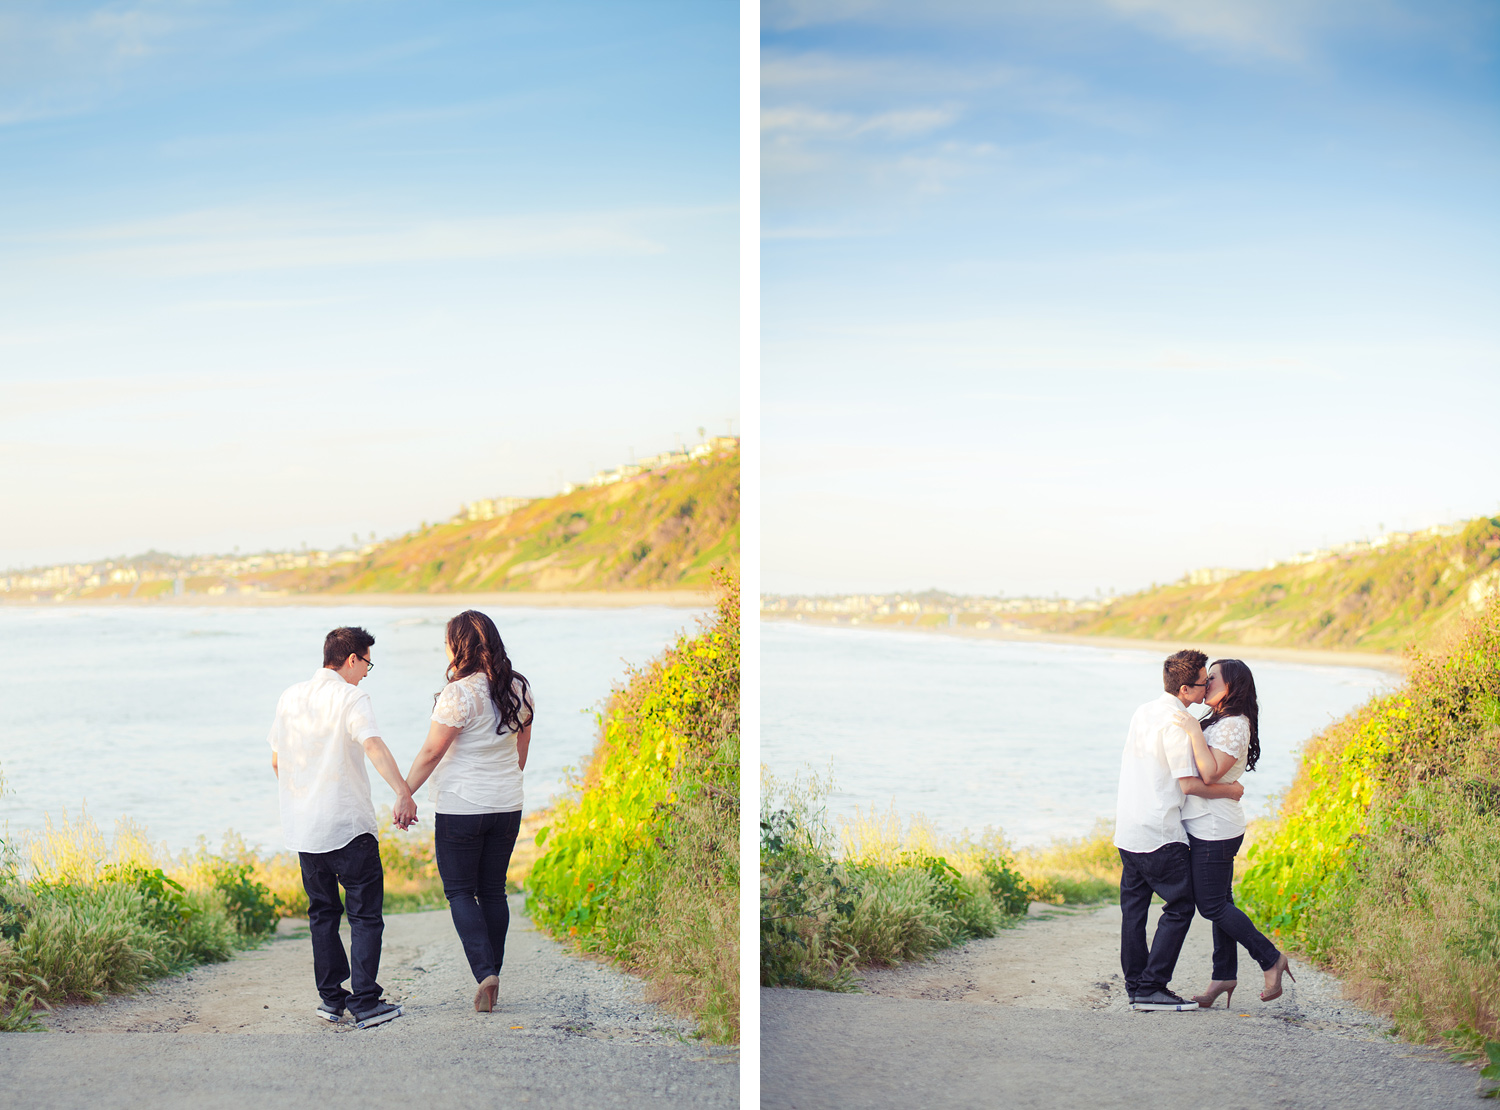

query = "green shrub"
[[210, 863, 282, 936], [760, 771, 1031, 990], [527, 570, 739, 1042], [1239, 593, 1500, 1043]]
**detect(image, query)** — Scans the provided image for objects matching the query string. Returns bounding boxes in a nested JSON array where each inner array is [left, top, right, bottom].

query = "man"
[[1113, 648, 1244, 1012], [268, 625, 417, 1028]]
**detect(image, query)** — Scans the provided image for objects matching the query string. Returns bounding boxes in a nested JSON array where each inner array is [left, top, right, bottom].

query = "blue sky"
[[0, 1, 737, 569], [762, 0, 1500, 597]]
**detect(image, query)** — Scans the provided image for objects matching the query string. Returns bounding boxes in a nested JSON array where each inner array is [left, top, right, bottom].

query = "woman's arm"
[[516, 723, 531, 772], [405, 720, 462, 793], [1176, 712, 1237, 783]]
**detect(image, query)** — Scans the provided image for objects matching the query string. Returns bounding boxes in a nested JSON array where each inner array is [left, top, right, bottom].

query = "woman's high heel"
[[1260, 953, 1295, 1002], [474, 974, 500, 1013], [1191, 980, 1236, 1009]]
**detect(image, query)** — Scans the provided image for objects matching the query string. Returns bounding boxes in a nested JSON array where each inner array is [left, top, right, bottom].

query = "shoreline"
[[761, 612, 1407, 674], [1, 589, 714, 611]]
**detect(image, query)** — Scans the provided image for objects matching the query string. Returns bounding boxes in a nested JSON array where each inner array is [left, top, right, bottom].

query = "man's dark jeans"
[[298, 832, 385, 1013], [435, 810, 523, 983], [1187, 832, 1281, 981], [1118, 841, 1195, 997]]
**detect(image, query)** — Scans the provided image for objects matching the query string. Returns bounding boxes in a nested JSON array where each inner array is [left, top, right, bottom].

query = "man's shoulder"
[[1131, 694, 1171, 723]]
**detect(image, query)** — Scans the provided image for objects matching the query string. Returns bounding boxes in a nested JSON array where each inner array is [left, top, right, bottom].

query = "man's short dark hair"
[[1163, 649, 1208, 694], [324, 626, 375, 667]]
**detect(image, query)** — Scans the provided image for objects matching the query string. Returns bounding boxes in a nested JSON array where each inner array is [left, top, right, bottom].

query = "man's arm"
[[271, 752, 278, 778], [363, 736, 418, 828], [1179, 777, 1244, 802]]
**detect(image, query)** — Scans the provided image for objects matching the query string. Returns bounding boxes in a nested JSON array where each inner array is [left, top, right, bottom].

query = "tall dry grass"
[[1012, 818, 1121, 904]]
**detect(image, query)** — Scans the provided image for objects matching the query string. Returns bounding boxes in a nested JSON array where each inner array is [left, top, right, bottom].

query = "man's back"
[[268, 668, 381, 853], [1114, 692, 1197, 854]]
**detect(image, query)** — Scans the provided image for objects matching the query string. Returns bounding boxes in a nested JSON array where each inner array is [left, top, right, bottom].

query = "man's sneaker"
[[351, 1001, 403, 1029], [315, 1001, 345, 1023], [1131, 989, 1198, 1011]]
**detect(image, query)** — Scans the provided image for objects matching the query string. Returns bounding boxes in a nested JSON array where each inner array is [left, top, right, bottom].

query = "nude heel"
[[474, 975, 499, 1013], [1260, 954, 1294, 1002], [1192, 980, 1236, 1009]]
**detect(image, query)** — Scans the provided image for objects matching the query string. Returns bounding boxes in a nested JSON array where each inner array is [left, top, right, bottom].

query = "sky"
[[762, 0, 1500, 598], [0, 0, 738, 570]]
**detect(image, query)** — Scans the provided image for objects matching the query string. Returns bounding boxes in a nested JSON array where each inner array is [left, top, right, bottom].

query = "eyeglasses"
[[1186, 680, 1207, 688], [360, 656, 374, 671]]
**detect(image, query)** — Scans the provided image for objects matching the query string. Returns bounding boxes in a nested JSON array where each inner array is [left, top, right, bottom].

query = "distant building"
[[456, 495, 534, 523]]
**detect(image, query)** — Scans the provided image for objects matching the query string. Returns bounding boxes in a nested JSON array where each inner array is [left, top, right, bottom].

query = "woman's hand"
[[404, 720, 462, 793]]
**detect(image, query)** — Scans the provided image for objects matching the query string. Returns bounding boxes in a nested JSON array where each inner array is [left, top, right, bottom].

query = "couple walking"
[[267, 611, 534, 1028], [1114, 648, 1294, 1012]]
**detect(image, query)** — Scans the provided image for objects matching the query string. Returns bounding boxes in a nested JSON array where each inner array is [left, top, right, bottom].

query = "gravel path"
[[2, 895, 737, 1109], [763, 903, 1481, 1108]]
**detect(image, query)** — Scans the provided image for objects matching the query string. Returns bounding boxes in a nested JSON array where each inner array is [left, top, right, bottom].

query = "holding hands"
[[393, 792, 418, 830]]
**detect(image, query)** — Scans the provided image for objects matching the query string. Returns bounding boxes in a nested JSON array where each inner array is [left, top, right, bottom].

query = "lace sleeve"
[[1207, 716, 1250, 760], [432, 681, 472, 729]]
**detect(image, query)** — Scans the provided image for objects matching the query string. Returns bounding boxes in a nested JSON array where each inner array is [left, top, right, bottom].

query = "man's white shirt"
[[1113, 691, 1200, 854], [267, 667, 382, 854]]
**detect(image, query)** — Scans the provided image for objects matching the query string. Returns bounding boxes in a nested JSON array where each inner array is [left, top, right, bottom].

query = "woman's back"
[[428, 672, 531, 814]]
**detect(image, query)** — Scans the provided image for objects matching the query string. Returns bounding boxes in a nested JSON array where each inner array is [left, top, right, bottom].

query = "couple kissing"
[[1113, 649, 1295, 1012]]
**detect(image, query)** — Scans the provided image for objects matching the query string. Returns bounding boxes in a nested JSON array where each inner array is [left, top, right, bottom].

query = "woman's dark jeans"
[[435, 810, 523, 983], [1187, 832, 1280, 980]]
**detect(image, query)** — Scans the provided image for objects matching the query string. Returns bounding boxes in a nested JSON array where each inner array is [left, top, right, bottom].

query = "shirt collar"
[[316, 666, 350, 686], [1159, 691, 1188, 710]]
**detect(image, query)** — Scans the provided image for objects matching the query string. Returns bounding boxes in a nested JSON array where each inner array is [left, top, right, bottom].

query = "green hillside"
[[247, 449, 738, 594], [1027, 515, 1500, 655]]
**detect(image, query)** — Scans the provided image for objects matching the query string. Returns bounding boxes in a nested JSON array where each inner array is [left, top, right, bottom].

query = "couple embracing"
[[1114, 648, 1294, 1012], [267, 611, 533, 1028]]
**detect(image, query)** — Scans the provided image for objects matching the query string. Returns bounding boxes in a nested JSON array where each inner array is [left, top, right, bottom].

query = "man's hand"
[[394, 792, 418, 830], [1225, 780, 1244, 802]]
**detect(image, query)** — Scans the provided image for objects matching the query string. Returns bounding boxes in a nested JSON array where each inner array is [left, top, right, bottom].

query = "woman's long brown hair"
[[443, 609, 533, 734], [1205, 657, 1260, 771]]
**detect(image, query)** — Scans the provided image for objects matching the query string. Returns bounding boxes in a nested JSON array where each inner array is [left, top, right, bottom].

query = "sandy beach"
[[11, 590, 715, 610], [761, 613, 1407, 674]]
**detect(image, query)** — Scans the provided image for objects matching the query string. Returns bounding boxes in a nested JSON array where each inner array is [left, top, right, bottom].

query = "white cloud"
[[762, 104, 960, 139], [9, 206, 681, 278], [764, 0, 1430, 61]]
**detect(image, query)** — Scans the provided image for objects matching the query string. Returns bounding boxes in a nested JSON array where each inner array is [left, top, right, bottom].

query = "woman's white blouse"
[[427, 673, 532, 815], [1180, 714, 1250, 841]]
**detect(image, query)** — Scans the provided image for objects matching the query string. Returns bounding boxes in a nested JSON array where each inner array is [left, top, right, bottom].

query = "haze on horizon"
[[763, 0, 1500, 600], [0, 1, 737, 571]]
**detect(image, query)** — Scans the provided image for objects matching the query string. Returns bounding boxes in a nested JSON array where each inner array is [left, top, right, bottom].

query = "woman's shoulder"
[[1207, 712, 1249, 729]]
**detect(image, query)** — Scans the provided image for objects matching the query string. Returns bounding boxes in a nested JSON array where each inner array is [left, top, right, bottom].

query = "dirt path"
[[2, 896, 737, 1108], [763, 903, 1480, 1109]]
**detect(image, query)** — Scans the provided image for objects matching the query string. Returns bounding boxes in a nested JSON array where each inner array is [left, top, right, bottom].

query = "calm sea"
[[0, 604, 704, 854], [761, 621, 1396, 847]]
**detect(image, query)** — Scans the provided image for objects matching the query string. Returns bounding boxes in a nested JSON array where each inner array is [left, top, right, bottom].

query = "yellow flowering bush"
[[526, 571, 738, 1041]]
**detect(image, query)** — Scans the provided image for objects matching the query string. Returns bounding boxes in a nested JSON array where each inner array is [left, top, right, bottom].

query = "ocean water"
[[761, 621, 1397, 847], [0, 604, 705, 855]]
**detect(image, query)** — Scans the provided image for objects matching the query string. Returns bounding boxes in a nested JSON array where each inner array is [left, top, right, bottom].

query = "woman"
[[405, 609, 534, 1013], [1178, 658, 1294, 1008]]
